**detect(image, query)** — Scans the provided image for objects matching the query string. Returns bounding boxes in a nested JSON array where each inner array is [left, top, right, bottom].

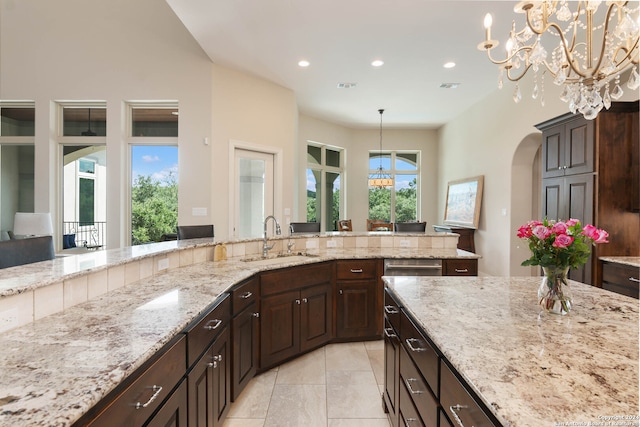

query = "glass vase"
[[538, 266, 572, 315]]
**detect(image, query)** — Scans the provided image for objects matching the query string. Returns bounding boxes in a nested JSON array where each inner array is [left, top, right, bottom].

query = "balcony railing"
[[63, 221, 106, 248]]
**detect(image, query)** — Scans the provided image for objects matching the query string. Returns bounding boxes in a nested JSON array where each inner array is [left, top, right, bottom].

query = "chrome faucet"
[[262, 215, 282, 258]]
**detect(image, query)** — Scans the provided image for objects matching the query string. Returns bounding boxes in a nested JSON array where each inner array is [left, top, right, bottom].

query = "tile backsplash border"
[[0, 233, 458, 333]]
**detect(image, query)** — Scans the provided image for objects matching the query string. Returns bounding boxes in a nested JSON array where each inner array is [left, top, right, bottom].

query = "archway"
[[510, 132, 542, 276]]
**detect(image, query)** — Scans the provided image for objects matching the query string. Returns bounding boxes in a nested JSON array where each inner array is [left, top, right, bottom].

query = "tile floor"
[[222, 340, 391, 427]]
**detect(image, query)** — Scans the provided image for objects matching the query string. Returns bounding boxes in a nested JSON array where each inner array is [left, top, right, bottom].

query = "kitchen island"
[[384, 276, 639, 426]]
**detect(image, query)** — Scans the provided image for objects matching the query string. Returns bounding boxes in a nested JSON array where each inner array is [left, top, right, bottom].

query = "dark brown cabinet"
[[83, 335, 187, 427], [186, 295, 231, 427], [384, 287, 500, 427], [187, 327, 231, 427], [146, 379, 188, 427], [231, 277, 259, 401], [537, 102, 640, 286], [601, 261, 640, 299], [432, 225, 476, 253], [443, 259, 478, 276], [440, 360, 496, 427], [259, 263, 333, 370], [541, 115, 594, 178], [383, 289, 402, 427], [335, 259, 382, 339]]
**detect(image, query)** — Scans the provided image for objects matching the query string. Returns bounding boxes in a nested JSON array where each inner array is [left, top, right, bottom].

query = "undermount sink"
[[241, 252, 319, 266]]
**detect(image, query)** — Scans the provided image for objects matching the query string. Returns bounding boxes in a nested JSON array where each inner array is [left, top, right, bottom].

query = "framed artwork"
[[443, 175, 484, 229]]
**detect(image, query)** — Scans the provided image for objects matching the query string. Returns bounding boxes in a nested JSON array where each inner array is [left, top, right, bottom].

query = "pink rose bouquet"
[[517, 218, 609, 269]]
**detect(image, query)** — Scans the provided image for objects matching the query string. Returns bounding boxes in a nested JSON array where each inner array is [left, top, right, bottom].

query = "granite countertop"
[[384, 276, 640, 427], [0, 246, 476, 427], [599, 256, 640, 268]]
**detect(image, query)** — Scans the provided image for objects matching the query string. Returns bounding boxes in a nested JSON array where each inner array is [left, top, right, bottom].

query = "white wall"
[[210, 65, 297, 240], [0, 0, 213, 248], [438, 72, 639, 276]]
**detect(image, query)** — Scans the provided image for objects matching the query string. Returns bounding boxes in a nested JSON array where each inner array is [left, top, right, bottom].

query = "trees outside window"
[[306, 143, 344, 231], [368, 151, 420, 223]]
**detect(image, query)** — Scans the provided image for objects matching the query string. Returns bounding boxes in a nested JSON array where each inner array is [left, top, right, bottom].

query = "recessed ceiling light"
[[440, 83, 460, 89], [337, 83, 357, 89], [443, 62, 456, 69], [298, 60, 310, 67], [371, 60, 384, 67]]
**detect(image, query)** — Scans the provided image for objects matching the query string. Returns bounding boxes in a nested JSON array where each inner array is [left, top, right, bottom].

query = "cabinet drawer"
[[400, 311, 439, 398], [87, 335, 186, 427], [336, 259, 378, 280], [443, 259, 477, 276], [440, 360, 497, 427], [185, 294, 231, 367], [399, 379, 426, 427], [384, 288, 401, 333], [400, 345, 438, 425], [261, 262, 333, 296], [602, 262, 640, 299], [232, 276, 259, 315]]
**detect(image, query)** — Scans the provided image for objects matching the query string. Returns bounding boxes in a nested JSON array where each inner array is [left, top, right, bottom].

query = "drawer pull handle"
[[384, 305, 399, 314], [240, 291, 253, 299], [205, 319, 223, 330], [252, 312, 260, 318], [296, 299, 301, 304], [383, 327, 397, 338], [134, 385, 163, 409], [303, 298, 308, 303], [449, 404, 469, 427], [404, 378, 423, 394], [350, 268, 363, 273], [405, 338, 426, 352], [404, 418, 418, 426], [454, 268, 469, 273], [629, 277, 640, 283]]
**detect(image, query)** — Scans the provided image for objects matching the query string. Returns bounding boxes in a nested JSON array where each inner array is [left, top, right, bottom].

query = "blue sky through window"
[[131, 146, 178, 184]]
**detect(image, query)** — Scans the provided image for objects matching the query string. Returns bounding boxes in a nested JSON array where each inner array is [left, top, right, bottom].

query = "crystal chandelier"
[[478, 1, 640, 120], [368, 109, 394, 188]]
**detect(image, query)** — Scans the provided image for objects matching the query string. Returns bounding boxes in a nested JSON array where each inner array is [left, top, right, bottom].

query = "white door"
[[233, 149, 274, 239]]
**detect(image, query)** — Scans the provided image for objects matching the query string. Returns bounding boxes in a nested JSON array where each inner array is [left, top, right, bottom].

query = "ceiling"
[[166, 0, 519, 129]]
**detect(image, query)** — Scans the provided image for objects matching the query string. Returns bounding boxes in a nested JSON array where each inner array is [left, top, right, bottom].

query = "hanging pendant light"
[[368, 109, 394, 188], [81, 108, 97, 136]]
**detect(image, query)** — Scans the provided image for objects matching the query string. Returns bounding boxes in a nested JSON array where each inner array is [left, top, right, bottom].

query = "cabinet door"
[[188, 344, 214, 427], [383, 319, 401, 427], [232, 302, 259, 401], [188, 327, 230, 427], [564, 117, 594, 175], [260, 290, 300, 369], [336, 279, 378, 339], [147, 379, 188, 427], [565, 173, 594, 225], [542, 125, 564, 178], [541, 177, 563, 221], [211, 327, 231, 427], [300, 283, 333, 352]]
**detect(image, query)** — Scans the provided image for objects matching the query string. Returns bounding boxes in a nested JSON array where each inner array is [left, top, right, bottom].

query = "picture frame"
[[443, 175, 484, 229]]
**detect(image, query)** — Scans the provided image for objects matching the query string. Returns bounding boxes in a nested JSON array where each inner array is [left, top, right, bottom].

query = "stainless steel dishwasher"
[[383, 258, 442, 276]]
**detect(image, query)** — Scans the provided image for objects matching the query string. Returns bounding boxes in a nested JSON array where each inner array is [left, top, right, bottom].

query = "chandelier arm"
[[504, 62, 534, 82], [484, 45, 534, 66]]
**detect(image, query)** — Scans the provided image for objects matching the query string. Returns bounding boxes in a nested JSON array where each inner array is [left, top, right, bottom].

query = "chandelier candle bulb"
[[484, 13, 492, 41]]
